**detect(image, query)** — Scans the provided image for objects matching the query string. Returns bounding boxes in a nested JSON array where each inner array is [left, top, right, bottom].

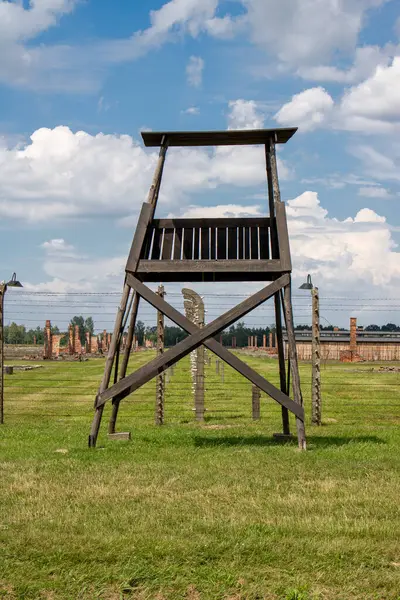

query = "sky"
[[1, 0, 400, 331]]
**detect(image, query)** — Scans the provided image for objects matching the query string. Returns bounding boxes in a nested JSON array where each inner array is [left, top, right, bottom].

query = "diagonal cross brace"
[[96, 273, 288, 407], [96, 273, 304, 420], [127, 274, 303, 420]]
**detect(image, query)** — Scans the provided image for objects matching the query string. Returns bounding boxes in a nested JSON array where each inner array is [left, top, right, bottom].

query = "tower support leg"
[[108, 292, 141, 434], [274, 292, 291, 435], [89, 283, 131, 447]]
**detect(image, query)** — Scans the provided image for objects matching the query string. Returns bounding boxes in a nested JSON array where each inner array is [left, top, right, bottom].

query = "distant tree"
[[381, 323, 400, 332], [5, 322, 26, 344], [164, 326, 187, 346], [135, 320, 145, 345], [365, 324, 380, 331], [84, 317, 94, 335], [70, 316, 95, 345]]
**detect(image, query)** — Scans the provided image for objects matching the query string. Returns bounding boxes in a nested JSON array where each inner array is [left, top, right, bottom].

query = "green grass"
[[1, 353, 400, 599]]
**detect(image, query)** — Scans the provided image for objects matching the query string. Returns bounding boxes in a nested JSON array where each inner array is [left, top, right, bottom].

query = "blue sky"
[[1, 0, 400, 329]]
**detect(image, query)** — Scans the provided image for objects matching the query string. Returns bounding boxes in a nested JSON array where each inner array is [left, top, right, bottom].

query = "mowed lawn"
[[1, 352, 400, 600]]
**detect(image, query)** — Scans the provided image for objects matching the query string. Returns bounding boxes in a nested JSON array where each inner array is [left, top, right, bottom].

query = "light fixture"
[[299, 274, 313, 290], [6, 273, 23, 288]]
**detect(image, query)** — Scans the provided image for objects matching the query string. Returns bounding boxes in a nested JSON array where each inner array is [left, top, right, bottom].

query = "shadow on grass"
[[194, 434, 385, 449]]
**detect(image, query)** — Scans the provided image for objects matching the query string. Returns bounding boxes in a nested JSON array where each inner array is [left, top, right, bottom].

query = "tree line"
[[4, 316, 400, 346]]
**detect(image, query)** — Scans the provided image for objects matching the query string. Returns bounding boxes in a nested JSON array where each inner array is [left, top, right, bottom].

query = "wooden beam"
[[155, 285, 165, 425], [136, 259, 285, 274], [274, 291, 290, 435], [126, 202, 155, 273], [275, 202, 292, 271], [96, 274, 290, 407], [108, 292, 141, 434], [88, 282, 131, 447]]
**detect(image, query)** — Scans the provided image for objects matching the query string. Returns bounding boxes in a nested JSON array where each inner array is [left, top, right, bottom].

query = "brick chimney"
[[350, 317, 357, 353]]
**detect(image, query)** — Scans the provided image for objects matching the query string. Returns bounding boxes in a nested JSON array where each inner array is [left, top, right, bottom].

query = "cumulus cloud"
[[274, 87, 334, 131], [275, 57, 400, 134], [186, 56, 204, 87], [243, 0, 388, 72], [285, 191, 400, 289], [227, 99, 265, 130], [0, 104, 291, 223], [340, 57, 400, 132]]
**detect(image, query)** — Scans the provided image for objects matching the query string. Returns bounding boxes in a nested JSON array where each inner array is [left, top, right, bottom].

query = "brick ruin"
[[42, 321, 132, 359], [247, 332, 277, 354], [339, 317, 364, 363]]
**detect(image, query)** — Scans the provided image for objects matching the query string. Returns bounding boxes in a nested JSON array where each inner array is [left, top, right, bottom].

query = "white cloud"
[[227, 99, 265, 130], [358, 186, 392, 198], [275, 87, 334, 131], [297, 45, 394, 83], [242, 0, 388, 71], [340, 57, 400, 132], [163, 191, 400, 295], [0, 0, 393, 93], [186, 56, 204, 87], [350, 144, 400, 182], [182, 106, 200, 115], [0, 0, 234, 91], [0, 109, 291, 223], [41, 238, 74, 252], [285, 191, 400, 288], [179, 204, 262, 218], [275, 57, 400, 134]]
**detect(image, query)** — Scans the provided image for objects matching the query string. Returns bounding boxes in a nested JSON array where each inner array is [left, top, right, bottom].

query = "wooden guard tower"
[[88, 128, 306, 450]]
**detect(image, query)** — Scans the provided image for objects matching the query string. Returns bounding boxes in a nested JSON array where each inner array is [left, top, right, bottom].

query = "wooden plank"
[[142, 128, 297, 147], [136, 259, 284, 273], [161, 228, 173, 260], [275, 202, 292, 271], [173, 228, 182, 260], [97, 274, 290, 407], [259, 225, 269, 259], [252, 385, 261, 420], [217, 227, 226, 260], [108, 432, 131, 441]]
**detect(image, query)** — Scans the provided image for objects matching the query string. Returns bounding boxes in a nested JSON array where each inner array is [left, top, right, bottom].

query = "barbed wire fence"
[[3, 289, 400, 427]]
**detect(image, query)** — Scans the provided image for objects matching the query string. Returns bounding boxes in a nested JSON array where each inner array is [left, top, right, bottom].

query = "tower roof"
[[141, 128, 297, 147]]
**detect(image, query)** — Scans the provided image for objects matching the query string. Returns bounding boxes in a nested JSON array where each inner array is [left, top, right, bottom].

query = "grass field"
[[1, 352, 400, 599]]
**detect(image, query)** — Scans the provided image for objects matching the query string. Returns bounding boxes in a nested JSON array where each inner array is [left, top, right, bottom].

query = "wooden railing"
[[140, 217, 272, 261]]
